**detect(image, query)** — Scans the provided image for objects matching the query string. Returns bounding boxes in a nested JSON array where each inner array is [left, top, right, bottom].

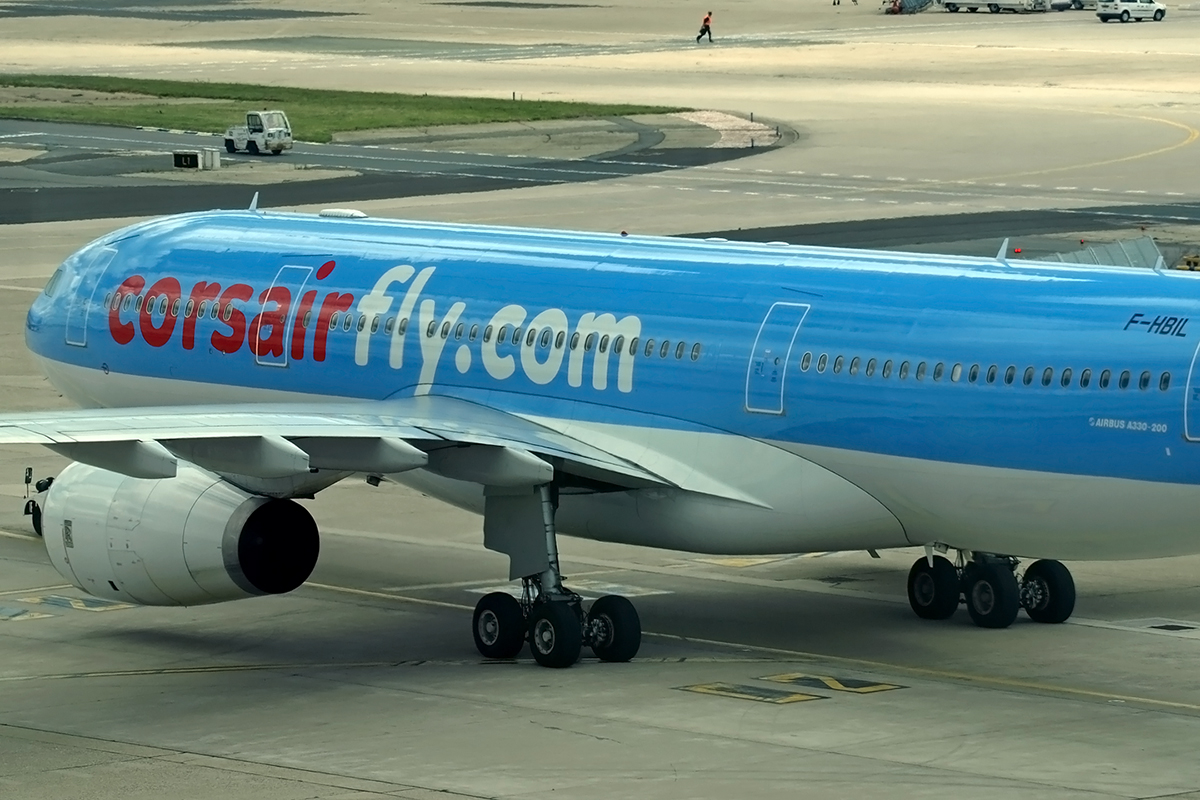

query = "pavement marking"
[[677, 682, 824, 704], [761, 672, 904, 694], [381, 570, 613, 593], [0, 584, 71, 597], [466, 579, 672, 599], [0, 529, 41, 540], [646, 632, 1200, 714], [693, 556, 789, 568], [0, 606, 53, 621], [18, 595, 134, 612], [0, 284, 45, 294]]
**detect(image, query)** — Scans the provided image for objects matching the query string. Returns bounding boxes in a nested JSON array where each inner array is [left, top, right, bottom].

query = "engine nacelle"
[[42, 461, 319, 606]]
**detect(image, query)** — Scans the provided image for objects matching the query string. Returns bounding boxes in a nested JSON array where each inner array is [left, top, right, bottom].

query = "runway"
[[3, 1, 1200, 798]]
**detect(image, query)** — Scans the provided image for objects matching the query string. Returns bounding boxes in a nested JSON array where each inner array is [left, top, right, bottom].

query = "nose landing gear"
[[471, 484, 642, 667], [906, 548, 1076, 629]]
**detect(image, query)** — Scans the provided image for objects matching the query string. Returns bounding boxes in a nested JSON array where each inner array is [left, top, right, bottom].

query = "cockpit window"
[[43, 268, 64, 297]]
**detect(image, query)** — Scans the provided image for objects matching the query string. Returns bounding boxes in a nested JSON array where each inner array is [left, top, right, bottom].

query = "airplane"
[[7, 205, 1200, 668]]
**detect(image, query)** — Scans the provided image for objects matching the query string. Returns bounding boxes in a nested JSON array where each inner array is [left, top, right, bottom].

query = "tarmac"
[[3, 1, 1200, 798]]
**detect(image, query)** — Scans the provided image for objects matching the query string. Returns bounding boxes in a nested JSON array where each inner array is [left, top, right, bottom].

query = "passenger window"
[[540, 329, 551, 348], [456, 322, 465, 340], [629, 337, 639, 355], [968, 364, 979, 383], [599, 334, 608, 353], [399, 317, 409, 334], [660, 340, 670, 358], [498, 325, 508, 343], [933, 362, 944, 381], [157, 296, 168, 315], [511, 327, 522, 346], [985, 365, 996, 384], [586, 333, 596, 352], [916, 362, 927, 381], [1080, 369, 1092, 388], [1004, 366, 1016, 385], [123, 295, 134, 312], [372, 316, 381, 334], [571, 332, 580, 350], [1099, 369, 1111, 389], [440, 321, 451, 338], [1060, 368, 1072, 387], [426, 320, 437, 337], [1138, 370, 1151, 390], [555, 331, 565, 349], [865, 358, 876, 377], [613, 335, 624, 354], [691, 343, 702, 361], [344, 314, 354, 332], [1041, 367, 1053, 387], [170, 298, 181, 317], [801, 352, 812, 371], [483, 324, 492, 342], [359, 316, 369, 333], [1023, 367, 1035, 386], [675, 341, 685, 359], [135, 295, 145, 312], [882, 359, 893, 378], [469, 324, 478, 341], [849, 356, 860, 375], [899, 361, 910, 379], [1119, 370, 1131, 389], [104, 292, 113, 308], [833, 355, 844, 374], [184, 299, 195, 318], [223, 303, 234, 322], [951, 363, 963, 382], [526, 328, 537, 347], [644, 339, 655, 357], [1160, 372, 1171, 391], [817, 354, 828, 373]]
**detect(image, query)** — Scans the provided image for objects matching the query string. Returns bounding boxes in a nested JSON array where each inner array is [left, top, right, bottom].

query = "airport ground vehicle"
[[223, 110, 293, 155], [1097, 0, 1166, 19], [1050, 0, 1096, 10], [941, 0, 1048, 12]]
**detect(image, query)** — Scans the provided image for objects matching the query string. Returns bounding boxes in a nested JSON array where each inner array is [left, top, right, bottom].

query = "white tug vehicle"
[[224, 110, 293, 155]]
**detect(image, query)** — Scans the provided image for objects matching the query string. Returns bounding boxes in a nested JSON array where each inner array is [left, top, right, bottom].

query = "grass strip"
[[0, 75, 681, 143]]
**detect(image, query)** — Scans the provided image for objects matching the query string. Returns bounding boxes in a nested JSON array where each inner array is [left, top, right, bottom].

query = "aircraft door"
[[254, 265, 313, 367], [1184, 340, 1200, 441], [64, 246, 117, 347], [745, 301, 810, 415]]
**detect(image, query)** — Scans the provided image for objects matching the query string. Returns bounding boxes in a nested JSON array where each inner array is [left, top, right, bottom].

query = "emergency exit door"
[[744, 302, 810, 415]]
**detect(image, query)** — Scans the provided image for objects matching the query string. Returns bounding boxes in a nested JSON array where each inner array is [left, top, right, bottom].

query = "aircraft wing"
[[0, 395, 763, 505]]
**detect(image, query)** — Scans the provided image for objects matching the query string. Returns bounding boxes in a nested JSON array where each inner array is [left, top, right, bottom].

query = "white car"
[[1097, 0, 1166, 20]]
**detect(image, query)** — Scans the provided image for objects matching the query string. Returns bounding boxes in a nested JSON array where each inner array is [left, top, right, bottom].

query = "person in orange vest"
[[696, 11, 713, 43]]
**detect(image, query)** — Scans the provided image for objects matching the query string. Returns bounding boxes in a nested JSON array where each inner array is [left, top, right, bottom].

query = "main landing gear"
[[471, 484, 642, 668], [907, 550, 1076, 629]]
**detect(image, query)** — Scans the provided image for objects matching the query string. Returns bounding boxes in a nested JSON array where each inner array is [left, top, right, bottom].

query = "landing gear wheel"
[[472, 592, 526, 659], [224, 139, 236, 154], [907, 556, 960, 620], [963, 562, 1019, 629], [588, 595, 641, 662], [247, 140, 260, 155], [529, 602, 582, 668], [1021, 560, 1075, 623]]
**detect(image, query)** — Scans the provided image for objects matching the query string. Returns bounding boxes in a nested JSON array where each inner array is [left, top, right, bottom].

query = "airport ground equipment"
[[940, 0, 1048, 11], [224, 110, 293, 155]]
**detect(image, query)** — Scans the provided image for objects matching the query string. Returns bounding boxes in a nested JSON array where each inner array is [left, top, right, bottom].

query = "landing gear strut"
[[471, 484, 642, 667], [906, 549, 1076, 629]]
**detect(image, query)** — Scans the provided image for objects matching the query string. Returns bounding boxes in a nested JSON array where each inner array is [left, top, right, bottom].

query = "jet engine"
[[41, 461, 319, 606]]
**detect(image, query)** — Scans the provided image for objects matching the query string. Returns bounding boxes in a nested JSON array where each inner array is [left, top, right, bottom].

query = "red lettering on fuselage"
[[211, 284, 253, 354], [313, 292, 354, 362], [249, 286, 291, 358], [108, 275, 145, 346], [139, 277, 181, 348], [182, 281, 222, 350], [291, 289, 317, 361]]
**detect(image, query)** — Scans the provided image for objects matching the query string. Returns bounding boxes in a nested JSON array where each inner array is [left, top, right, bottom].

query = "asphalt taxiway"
[[3, 1, 1200, 798]]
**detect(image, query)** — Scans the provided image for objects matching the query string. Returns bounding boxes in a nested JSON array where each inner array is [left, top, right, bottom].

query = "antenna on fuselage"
[[248, 191, 260, 212]]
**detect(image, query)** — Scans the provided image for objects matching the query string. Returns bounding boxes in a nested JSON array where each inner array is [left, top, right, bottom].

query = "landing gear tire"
[[529, 601, 583, 668], [588, 595, 641, 662], [472, 592, 526, 659], [247, 140, 260, 155], [224, 139, 236, 154], [1021, 559, 1075, 624], [963, 562, 1019, 629], [907, 556, 960, 620]]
